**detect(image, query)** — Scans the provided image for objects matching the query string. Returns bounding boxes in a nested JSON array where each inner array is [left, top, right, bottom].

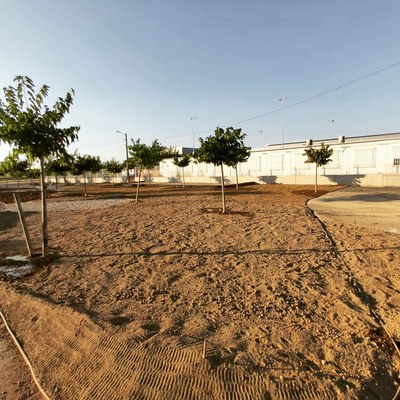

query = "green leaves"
[[303, 143, 333, 167], [0, 152, 31, 178], [128, 138, 167, 170], [0, 75, 80, 159], [173, 154, 191, 168], [195, 126, 250, 167], [103, 158, 124, 174], [45, 154, 73, 176], [71, 154, 102, 175]]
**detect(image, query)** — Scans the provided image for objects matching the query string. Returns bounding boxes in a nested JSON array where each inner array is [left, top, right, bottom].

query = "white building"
[[157, 132, 400, 187]]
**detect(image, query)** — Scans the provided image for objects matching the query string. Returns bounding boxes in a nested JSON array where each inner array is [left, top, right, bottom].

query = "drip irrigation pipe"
[[0, 310, 52, 400], [305, 200, 400, 400]]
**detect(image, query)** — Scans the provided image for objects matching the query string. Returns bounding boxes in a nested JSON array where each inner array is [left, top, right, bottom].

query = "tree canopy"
[[128, 139, 167, 170], [195, 127, 249, 167], [45, 154, 73, 177], [172, 154, 191, 187], [304, 143, 333, 192], [0, 152, 30, 178], [0, 75, 80, 159], [128, 139, 169, 202], [103, 158, 124, 174], [172, 154, 191, 169], [304, 143, 334, 167], [71, 154, 102, 176], [195, 127, 249, 213]]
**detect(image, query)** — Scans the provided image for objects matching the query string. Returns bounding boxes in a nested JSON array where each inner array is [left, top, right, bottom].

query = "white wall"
[[159, 134, 400, 187]]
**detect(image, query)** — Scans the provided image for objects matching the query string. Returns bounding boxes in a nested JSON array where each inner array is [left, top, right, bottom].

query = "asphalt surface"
[[308, 186, 400, 234]]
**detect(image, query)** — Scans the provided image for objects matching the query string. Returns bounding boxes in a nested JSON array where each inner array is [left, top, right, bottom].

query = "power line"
[[157, 60, 400, 141]]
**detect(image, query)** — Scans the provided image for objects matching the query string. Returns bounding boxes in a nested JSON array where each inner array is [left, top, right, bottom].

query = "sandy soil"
[[0, 320, 41, 400], [0, 184, 399, 399]]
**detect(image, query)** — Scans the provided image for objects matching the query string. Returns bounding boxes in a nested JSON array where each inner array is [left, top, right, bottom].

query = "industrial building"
[[158, 132, 400, 187]]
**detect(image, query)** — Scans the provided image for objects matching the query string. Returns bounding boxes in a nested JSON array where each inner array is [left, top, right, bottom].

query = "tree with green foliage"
[[71, 154, 102, 197], [103, 158, 124, 174], [0, 75, 79, 257], [172, 154, 191, 188], [304, 143, 334, 193], [27, 167, 40, 185], [45, 154, 73, 191], [128, 139, 167, 202], [195, 127, 249, 213], [103, 158, 124, 183], [0, 152, 30, 190], [222, 128, 250, 189]]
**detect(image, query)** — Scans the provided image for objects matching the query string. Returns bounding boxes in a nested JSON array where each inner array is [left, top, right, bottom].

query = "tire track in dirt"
[[0, 283, 340, 399], [270, 380, 335, 400]]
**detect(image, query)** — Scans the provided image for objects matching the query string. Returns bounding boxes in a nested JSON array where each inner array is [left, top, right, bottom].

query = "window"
[[393, 147, 400, 166], [354, 148, 376, 168]]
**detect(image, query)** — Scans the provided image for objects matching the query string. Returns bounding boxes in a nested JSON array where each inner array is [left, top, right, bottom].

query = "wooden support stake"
[[13, 192, 33, 257]]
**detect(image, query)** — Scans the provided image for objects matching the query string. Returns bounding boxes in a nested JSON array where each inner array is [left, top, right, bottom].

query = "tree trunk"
[[221, 164, 226, 214], [55, 175, 58, 192], [182, 167, 185, 188], [84, 171, 87, 197], [314, 164, 318, 193], [135, 167, 142, 202], [40, 157, 49, 258], [235, 166, 239, 190]]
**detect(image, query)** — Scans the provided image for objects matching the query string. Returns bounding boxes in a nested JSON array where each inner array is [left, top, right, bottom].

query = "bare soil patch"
[[0, 184, 399, 399]]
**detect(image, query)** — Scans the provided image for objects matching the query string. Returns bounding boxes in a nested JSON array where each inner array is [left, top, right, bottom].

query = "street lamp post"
[[116, 130, 129, 183], [329, 120, 334, 138], [279, 97, 287, 148], [258, 130, 266, 147], [191, 116, 197, 154]]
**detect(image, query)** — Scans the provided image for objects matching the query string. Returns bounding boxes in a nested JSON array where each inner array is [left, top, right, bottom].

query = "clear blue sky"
[[1, 0, 400, 162]]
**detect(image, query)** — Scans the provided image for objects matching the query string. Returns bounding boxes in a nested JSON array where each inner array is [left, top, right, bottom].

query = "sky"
[[1, 0, 400, 162]]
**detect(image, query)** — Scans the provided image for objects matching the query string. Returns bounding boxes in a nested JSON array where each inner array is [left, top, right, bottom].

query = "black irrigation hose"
[[305, 199, 400, 400], [0, 310, 52, 400]]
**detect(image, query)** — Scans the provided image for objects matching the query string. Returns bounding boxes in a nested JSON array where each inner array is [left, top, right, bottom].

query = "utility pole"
[[191, 116, 197, 154], [116, 130, 130, 183], [279, 97, 287, 148]]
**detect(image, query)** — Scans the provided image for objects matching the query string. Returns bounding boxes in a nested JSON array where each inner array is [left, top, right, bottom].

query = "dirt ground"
[[0, 183, 399, 399]]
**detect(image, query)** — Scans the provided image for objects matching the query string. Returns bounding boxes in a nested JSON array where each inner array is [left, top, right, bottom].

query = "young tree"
[[172, 154, 191, 188], [195, 127, 249, 213], [0, 76, 79, 257], [45, 154, 73, 191], [103, 158, 124, 183], [223, 129, 250, 189], [0, 156, 12, 188], [70, 154, 102, 197], [0, 152, 30, 190], [103, 158, 124, 174], [304, 143, 333, 193], [128, 139, 167, 202], [27, 167, 41, 186]]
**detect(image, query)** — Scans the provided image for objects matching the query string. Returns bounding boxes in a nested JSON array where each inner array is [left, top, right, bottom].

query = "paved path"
[[308, 186, 400, 234]]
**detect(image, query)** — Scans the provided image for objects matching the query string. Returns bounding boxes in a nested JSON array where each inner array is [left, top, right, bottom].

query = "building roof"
[[253, 132, 400, 153]]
